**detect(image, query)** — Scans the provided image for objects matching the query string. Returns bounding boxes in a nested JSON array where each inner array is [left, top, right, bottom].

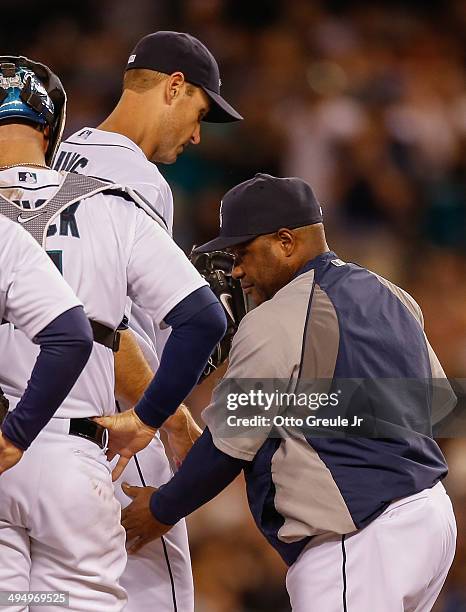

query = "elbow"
[[207, 302, 228, 345], [35, 306, 94, 370], [79, 327, 94, 362], [72, 320, 94, 365], [64, 308, 93, 365]]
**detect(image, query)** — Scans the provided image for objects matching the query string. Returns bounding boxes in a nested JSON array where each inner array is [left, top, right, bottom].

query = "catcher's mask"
[[190, 250, 249, 324], [0, 56, 66, 165]]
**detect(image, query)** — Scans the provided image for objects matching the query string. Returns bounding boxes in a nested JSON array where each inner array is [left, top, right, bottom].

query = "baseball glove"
[[190, 249, 247, 380]]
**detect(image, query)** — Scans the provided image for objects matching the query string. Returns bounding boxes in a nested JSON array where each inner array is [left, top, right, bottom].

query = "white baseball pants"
[[286, 482, 456, 612], [0, 423, 127, 612], [114, 435, 194, 612]]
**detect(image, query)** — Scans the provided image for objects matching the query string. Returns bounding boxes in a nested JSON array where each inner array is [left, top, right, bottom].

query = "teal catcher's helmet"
[[0, 56, 66, 165]]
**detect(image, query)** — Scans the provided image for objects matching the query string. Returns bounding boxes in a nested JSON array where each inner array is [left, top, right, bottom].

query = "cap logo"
[[128, 54, 136, 64]]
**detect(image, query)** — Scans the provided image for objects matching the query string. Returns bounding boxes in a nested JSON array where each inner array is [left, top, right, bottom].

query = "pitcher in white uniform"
[[56, 30, 242, 612]]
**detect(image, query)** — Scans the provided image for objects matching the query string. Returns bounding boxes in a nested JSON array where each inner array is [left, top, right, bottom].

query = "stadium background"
[[4, 1, 465, 609]]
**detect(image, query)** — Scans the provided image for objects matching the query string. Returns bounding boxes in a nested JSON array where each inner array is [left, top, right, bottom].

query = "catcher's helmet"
[[0, 56, 66, 165]]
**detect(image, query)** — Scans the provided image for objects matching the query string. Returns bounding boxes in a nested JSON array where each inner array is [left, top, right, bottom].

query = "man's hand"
[[93, 409, 157, 481], [0, 432, 24, 475], [162, 404, 202, 467], [121, 483, 172, 553]]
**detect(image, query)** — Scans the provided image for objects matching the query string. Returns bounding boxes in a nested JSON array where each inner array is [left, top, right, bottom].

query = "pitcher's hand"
[[94, 409, 157, 481], [163, 404, 202, 467]]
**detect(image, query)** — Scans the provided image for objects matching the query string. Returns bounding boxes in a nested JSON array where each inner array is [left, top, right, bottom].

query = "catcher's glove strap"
[[0, 318, 119, 352], [69, 418, 108, 449]]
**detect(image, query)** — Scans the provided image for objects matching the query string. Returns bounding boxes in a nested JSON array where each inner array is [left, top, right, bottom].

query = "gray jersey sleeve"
[[203, 276, 313, 460]]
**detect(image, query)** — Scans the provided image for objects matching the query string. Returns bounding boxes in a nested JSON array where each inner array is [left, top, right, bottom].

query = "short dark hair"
[[123, 68, 198, 97], [123, 68, 168, 93]]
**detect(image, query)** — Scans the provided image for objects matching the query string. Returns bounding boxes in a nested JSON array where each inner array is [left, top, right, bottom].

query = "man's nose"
[[232, 263, 243, 279]]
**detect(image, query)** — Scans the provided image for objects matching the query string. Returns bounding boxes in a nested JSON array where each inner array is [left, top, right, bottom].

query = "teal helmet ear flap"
[[0, 56, 66, 165]]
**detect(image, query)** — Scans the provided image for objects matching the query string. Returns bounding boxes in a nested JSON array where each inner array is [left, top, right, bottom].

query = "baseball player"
[[55, 30, 242, 611], [0, 56, 226, 611], [121, 174, 457, 612], [0, 215, 92, 474]]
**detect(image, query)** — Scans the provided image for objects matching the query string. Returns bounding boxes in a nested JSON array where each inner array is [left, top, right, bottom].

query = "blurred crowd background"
[[5, 0, 466, 609]]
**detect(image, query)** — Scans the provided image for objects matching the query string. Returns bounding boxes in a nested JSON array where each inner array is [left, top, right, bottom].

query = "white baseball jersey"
[[55, 127, 174, 233], [0, 166, 205, 419], [57, 127, 174, 364], [0, 214, 81, 340]]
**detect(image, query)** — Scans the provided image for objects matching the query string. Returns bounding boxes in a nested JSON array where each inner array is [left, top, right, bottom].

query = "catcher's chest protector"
[[0, 172, 114, 246], [0, 172, 128, 351]]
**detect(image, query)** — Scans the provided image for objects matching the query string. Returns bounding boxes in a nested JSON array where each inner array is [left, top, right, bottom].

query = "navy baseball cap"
[[195, 173, 323, 253], [125, 31, 243, 123]]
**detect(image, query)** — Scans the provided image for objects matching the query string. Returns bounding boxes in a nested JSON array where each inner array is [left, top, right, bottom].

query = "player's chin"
[[160, 155, 178, 165], [170, 145, 187, 163], [157, 149, 179, 164], [248, 287, 265, 307]]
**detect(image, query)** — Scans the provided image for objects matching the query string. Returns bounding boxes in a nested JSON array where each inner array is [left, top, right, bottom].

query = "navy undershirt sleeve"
[[150, 427, 247, 524], [1, 306, 93, 450], [134, 286, 227, 428]]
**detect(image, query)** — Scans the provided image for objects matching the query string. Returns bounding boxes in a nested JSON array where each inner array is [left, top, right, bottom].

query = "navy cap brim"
[[194, 233, 259, 253], [202, 88, 243, 123]]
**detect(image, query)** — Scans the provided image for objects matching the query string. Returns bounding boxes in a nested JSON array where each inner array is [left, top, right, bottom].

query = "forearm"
[[114, 329, 154, 406], [150, 428, 246, 524], [160, 403, 197, 433], [114, 330, 196, 430], [1, 306, 93, 450], [135, 287, 227, 428]]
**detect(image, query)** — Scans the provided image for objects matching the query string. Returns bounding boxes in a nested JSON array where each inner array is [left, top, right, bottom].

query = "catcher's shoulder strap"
[[0, 172, 168, 243], [0, 172, 123, 351], [0, 172, 115, 246]]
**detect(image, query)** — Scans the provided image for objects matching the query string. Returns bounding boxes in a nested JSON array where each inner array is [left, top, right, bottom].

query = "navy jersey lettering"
[[47, 203, 81, 238], [54, 150, 89, 173]]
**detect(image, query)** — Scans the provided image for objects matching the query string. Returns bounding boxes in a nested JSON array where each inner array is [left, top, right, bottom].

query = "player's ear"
[[276, 228, 295, 257], [165, 72, 185, 104]]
